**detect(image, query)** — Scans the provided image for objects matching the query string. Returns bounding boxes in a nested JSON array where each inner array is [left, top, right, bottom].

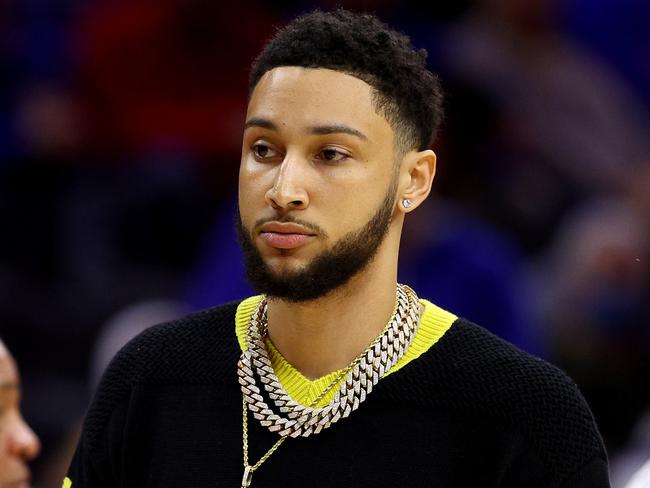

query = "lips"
[[259, 222, 316, 250]]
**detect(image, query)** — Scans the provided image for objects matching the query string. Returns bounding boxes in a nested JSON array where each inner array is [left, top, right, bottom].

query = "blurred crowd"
[[0, 0, 648, 486]]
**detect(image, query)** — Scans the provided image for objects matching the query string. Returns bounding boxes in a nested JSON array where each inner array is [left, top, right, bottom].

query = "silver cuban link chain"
[[237, 283, 422, 438]]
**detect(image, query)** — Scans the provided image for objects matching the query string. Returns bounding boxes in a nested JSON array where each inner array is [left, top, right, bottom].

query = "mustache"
[[252, 213, 327, 238]]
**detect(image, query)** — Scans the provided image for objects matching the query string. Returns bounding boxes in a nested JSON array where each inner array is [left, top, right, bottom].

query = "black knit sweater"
[[66, 302, 610, 487]]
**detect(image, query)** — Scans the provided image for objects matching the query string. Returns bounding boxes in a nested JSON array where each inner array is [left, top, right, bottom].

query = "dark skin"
[[0, 341, 40, 488]]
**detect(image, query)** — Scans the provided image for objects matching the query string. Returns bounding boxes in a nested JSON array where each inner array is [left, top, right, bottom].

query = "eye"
[[316, 147, 349, 163], [252, 142, 280, 160]]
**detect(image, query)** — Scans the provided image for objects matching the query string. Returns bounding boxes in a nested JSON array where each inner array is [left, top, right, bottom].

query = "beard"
[[236, 186, 397, 302]]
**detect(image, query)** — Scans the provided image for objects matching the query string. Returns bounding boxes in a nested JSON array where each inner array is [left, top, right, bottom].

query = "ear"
[[397, 149, 436, 213]]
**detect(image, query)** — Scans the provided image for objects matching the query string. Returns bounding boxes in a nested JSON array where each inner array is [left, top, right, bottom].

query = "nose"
[[7, 413, 41, 461], [265, 152, 309, 211]]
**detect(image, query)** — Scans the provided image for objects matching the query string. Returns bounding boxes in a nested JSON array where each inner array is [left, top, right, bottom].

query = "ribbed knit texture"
[[67, 300, 610, 487], [234, 295, 457, 407]]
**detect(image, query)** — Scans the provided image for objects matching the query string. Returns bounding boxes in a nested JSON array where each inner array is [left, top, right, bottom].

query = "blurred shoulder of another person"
[[625, 459, 650, 488]]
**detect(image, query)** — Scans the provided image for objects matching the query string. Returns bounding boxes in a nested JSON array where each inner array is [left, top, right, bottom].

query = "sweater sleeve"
[[560, 456, 611, 488], [407, 319, 611, 487], [64, 396, 128, 487], [63, 325, 149, 487], [498, 437, 610, 488], [63, 302, 240, 488]]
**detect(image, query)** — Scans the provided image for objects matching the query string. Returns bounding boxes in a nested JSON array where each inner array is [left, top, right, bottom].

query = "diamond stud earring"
[[402, 199, 413, 209]]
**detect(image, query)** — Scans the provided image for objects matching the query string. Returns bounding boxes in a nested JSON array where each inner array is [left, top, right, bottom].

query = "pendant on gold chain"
[[241, 465, 253, 487]]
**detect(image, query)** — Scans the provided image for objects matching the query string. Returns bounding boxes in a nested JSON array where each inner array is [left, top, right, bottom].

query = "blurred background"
[[0, 0, 648, 486]]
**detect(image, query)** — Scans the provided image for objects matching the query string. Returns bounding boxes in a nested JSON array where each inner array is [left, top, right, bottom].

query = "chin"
[[262, 246, 311, 265], [265, 257, 307, 276]]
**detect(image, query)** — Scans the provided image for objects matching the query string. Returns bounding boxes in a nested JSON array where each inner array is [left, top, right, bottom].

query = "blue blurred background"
[[0, 0, 648, 486]]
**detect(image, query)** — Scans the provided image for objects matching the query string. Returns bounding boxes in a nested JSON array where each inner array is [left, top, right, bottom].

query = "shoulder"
[[436, 319, 593, 414], [102, 300, 241, 386], [382, 317, 607, 482], [386, 317, 588, 404], [80, 301, 241, 447]]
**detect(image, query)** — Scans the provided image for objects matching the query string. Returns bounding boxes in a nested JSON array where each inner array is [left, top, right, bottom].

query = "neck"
[[266, 242, 399, 380]]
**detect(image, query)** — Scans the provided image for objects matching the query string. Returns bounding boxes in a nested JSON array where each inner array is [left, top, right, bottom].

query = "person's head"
[[0, 340, 40, 488], [238, 9, 443, 301]]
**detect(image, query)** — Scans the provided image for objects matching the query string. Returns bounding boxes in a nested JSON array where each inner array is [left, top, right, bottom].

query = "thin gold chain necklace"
[[240, 284, 421, 487], [241, 363, 349, 487]]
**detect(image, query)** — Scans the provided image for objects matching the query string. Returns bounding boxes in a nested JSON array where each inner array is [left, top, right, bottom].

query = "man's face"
[[238, 67, 400, 301], [0, 343, 40, 488]]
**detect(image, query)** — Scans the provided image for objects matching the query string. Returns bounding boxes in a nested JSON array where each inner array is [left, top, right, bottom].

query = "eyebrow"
[[244, 117, 277, 131], [244, 118, 368, 141], [308, 124, 368, 141]]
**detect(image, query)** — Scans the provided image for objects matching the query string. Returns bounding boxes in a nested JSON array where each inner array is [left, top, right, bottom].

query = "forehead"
[[247, 67, 390, 139]]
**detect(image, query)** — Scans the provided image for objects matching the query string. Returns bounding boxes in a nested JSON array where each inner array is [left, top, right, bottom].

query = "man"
[[66, 10, 610, 487], [0, 339, 41, 488]]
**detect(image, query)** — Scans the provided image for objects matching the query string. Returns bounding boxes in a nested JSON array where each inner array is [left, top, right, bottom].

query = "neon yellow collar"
[[235, 294, 457, 407]]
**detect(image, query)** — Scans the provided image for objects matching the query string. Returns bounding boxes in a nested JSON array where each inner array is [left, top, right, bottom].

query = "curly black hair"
[[249, 9, 444, 152]]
